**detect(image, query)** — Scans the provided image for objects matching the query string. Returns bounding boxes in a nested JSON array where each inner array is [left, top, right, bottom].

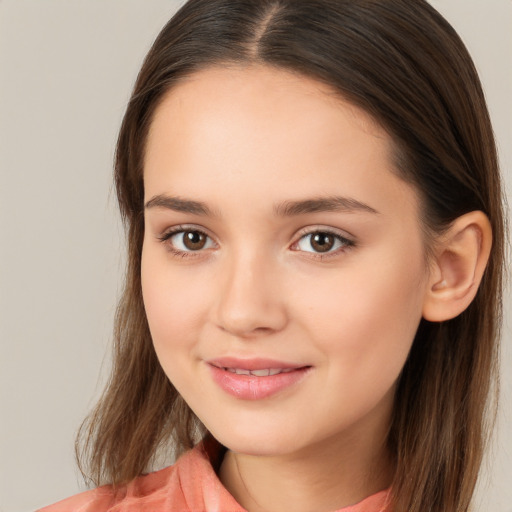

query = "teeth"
[[250, 369, 271, 377], [224, 367, 296, 376]]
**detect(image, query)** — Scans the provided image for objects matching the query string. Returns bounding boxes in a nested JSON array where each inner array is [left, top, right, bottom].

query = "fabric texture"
[[38, 438, 391, 512]]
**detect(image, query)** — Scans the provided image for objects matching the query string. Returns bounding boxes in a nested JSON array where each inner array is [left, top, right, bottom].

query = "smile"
[[222, 367, 297, 376], [206, 358, 312, 400]]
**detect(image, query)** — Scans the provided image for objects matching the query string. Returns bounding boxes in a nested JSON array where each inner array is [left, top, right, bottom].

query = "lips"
[[223, 367, 296, 376], [206, 357, 311, 400], [208, 356, 304, 371]]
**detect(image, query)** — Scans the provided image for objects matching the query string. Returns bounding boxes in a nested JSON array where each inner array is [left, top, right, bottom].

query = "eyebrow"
[[145, 195, 216, 216], [144, 194, 378, 216], [274, 196, 379, 216]]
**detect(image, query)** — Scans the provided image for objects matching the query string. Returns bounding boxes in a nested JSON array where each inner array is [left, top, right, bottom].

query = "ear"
[[422, 211, 492, 322]]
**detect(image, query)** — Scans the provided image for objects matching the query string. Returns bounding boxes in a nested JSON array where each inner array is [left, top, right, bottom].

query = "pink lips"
[[206, 357, 311, 400]]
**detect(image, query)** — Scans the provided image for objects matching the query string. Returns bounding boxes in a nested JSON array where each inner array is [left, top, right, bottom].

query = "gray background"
[[0, 1, 510, 511]]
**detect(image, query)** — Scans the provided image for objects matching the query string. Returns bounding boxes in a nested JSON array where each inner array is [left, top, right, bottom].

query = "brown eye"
[[295, 230, 353, 255], [310, 233, 335, 253], [163, 228, 215, 253], [182, 230, 207, 250]]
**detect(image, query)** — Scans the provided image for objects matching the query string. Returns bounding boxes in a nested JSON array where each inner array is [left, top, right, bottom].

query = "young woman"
[[39, 1, 506, 511]]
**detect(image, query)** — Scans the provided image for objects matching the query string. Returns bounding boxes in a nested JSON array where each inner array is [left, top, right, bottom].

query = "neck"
[[219, 419, 393, 512]]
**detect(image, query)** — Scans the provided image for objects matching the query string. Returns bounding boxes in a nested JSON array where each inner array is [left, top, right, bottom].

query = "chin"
[[206, 419, 309, 457]]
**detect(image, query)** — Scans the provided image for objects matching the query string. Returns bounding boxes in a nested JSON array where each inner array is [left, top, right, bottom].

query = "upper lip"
[[206, 357, 308, 371]]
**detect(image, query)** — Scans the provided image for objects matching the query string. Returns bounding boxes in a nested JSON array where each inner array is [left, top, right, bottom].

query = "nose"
[[213, 250, 288, 338]]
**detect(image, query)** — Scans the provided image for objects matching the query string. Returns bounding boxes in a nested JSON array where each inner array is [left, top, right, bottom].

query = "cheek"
[[141, 250, 209, 358], [294, 248, 427, 378]]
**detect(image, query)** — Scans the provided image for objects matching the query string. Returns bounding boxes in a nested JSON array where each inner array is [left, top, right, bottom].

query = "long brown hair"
[[76, 1, 506, 511]]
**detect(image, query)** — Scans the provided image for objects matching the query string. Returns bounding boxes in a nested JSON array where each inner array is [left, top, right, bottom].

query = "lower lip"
[[208, 365, 311, 400]]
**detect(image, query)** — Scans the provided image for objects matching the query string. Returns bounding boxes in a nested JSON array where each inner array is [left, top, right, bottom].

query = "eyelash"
[[157, 225, 355, 260], [157, 225, 215, 259], [291, 228, 355, 260]]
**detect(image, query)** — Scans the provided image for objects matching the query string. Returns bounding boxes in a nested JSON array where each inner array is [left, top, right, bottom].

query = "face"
[[141, 65, 431, 458]]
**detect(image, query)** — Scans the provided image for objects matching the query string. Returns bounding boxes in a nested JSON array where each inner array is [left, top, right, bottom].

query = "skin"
[[141, 65, 434, 512]]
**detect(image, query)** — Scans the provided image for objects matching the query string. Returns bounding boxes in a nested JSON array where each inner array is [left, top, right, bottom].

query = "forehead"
[[146, 64, 388, 160], [143, 64, 418, 218]]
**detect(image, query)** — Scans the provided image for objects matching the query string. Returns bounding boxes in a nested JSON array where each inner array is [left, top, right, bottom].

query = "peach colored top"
[[38, 438, 391, 512]]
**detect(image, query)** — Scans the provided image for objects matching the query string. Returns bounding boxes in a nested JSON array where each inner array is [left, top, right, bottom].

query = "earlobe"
[[422, 211, 492, 322]]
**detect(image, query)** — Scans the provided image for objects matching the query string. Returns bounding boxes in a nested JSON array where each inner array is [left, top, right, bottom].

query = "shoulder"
[[36, 464, 180, 512], [37, 438, 245, 512], [36, 485, 118, 512]]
